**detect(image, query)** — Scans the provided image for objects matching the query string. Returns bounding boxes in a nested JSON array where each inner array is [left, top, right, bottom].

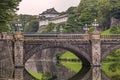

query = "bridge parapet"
[[101, 34, 120, 40], [24, 34, 90, 40]]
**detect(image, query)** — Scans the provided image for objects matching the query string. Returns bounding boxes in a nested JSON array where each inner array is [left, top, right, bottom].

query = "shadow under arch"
[[68, 66, 91, 80], [101, 44, 120, 61], [24, 42, 91, 67]]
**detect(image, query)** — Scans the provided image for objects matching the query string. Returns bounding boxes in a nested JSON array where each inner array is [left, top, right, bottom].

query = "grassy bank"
[[60, 51, 82, 73], [60, 51, 79, 59], [101, 29, 111, 35], [29, 71, 42, 80], [61, 61, 82, 73]]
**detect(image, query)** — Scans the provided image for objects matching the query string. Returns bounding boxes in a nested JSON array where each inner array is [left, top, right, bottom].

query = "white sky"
[[17, 0, 80, 15]]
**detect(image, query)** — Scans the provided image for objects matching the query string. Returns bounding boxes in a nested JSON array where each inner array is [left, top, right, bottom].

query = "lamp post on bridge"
[[83, 24, 89, 34], [14, 19, 23, 32], [59, 25, 64, 34], [53, 27, 57, 33], [92, 19, 99, 32], [91, 19, 101, 67]]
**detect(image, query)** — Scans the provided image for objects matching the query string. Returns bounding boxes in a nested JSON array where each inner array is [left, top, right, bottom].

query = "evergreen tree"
[[0, 0, 21, 32]]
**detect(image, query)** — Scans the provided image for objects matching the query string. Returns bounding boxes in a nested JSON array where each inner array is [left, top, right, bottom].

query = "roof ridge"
[[41, 8, 59, 15]]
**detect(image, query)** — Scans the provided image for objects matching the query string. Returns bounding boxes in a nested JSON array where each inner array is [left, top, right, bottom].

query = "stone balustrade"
[[101, 34, 120, 40], [24, 34, 90, 40]]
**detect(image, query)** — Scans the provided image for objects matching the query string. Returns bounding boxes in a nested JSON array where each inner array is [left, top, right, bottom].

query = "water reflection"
[[0, 61, 120, 80], [102, 62, 120, 80], [26, 61, 76, 80], [25, 61, 111, 80], [0, 67, 35, 80]]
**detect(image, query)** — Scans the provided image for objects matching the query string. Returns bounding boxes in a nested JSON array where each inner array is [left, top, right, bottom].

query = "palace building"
[[38, 8, 68, 32]]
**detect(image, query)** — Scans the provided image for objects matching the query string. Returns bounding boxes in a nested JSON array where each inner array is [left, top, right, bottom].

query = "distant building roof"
[[41, 8, 59, 15]]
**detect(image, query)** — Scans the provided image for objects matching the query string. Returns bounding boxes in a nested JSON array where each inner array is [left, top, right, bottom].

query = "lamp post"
[[92, 19, 99, 31], [83, 24, 89, 34], [15, 19, 23, 32], [59, 25, 63, 33], [53, 27, 57, 33]]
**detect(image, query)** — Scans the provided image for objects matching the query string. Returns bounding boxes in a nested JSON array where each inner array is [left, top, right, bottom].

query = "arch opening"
[[25, 47, 90, 80], [24, 44, 91, 67]]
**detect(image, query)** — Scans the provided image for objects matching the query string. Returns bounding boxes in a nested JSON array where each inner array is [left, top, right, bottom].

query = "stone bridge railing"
[[24, 34, 90, 40], [101, 34, 120, 40], [0, 32, 120, 41]]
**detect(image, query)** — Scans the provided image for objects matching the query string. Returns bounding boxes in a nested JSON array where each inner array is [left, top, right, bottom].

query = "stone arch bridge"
[[0, 32, 120, 67]]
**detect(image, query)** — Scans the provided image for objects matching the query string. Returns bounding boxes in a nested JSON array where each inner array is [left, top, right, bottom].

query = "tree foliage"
[[110, 25, 120, 34], [41, 23, 56, 33], [40, 0, 120, 33], [9, 14, 39, 33], [0, 0, 21, 32], [24, 20, 39, 33], [67, 0, 120, 32]]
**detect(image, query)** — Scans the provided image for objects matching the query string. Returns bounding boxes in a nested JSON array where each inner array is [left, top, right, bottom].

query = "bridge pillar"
[[91, 31, 101, 66], [0, 32, 8, 39], [14, 68, 24, 80], [1, 32, 8, 39], [14, 32, 24, 67], [92, 67, 101, 80]]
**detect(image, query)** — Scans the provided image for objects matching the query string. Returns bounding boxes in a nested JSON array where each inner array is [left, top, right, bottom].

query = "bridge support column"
[[92, 67, 101, 80], [91, 31, 101, 66], [1, 32, 8, 39], [14, 32, 24, 67], [14, 68, 24, 80]]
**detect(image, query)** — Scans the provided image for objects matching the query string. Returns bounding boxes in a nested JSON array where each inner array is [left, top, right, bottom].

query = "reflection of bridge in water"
[[0, 67, 35, 80], [25, 61, 110, 80], [0, 32, 120, 80], [0, 61, 110, 80]]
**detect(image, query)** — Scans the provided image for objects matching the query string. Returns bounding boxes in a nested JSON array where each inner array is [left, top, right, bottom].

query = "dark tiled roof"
[[41, 8, 59, 14]]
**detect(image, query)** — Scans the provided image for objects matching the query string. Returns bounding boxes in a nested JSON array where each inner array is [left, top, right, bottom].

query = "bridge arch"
[[102, 44, 120, 61], [24, 42, 91, 66]]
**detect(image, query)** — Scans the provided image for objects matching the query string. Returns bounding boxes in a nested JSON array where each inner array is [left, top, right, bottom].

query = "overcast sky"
[[17, 0, 80, 15]]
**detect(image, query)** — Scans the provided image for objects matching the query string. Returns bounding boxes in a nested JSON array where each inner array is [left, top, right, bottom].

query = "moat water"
[[0, 60, 120, 80]]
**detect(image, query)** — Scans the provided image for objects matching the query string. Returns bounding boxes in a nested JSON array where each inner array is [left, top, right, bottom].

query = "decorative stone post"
[[1, 32, 7, 39], [91, 31, 101, 66], [14, 32, 24, 67]]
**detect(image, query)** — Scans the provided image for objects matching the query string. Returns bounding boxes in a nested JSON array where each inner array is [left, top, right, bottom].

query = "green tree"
[[110, 25, 120, 34], [72, 0, 120, 31], [41, 0, 120, 33], [41, 23, 56, 33], [0, 0, 21, 32], [67, 14, 83, 33], [66, 7, 77, 14], [24, 20, 39, 32]]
